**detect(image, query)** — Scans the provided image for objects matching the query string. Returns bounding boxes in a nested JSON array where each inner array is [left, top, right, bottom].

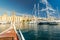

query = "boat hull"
[[38, 22, 58, 25]]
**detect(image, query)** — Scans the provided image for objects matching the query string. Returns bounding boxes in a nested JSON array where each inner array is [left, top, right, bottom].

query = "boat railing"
[[13, 22, 25, 40]]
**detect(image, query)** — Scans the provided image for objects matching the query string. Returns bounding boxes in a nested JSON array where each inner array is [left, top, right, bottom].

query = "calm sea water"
[[21, 24, 60, 40], [0, 23, 60, 40]]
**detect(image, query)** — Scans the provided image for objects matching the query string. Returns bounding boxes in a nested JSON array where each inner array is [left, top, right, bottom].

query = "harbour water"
[[0, 23, 60, 40], [21, 23, 60, 40]]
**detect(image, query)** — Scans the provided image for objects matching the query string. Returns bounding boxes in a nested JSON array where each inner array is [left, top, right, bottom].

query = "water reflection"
[[20, 23, 60, 40], [0, 22, 60, 40]]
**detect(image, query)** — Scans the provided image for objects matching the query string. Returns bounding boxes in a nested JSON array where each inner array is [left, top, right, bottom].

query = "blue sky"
[[0, 0, 60, 16]]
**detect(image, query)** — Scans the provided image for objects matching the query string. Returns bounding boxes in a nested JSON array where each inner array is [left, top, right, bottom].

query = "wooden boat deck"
[[0, 27, 19, 40]]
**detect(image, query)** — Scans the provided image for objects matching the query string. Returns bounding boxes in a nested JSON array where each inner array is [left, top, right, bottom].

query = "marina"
[[0, 0, 60, 40]]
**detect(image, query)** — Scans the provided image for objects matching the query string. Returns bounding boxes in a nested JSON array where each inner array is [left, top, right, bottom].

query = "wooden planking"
[[0, 37, 14, 40]]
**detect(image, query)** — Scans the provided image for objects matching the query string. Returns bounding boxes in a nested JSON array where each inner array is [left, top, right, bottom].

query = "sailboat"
[[47, 7, 60, 25], [37, 0, 58, 25]]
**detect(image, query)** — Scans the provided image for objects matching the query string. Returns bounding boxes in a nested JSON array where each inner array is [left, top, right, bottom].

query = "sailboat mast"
[[57, 7, 59, 19], [38, 3, 40, 17], [34, 4, 36, 17], [46, 4, 50, 19]]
